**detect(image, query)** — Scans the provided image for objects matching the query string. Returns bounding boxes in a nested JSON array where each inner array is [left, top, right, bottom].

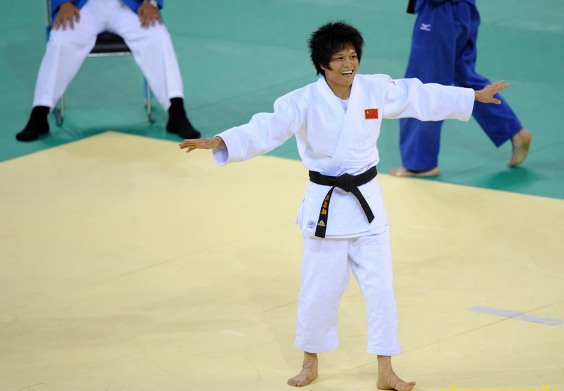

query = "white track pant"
[[295, 228, 401, 355], [34, 0, 184, 110]]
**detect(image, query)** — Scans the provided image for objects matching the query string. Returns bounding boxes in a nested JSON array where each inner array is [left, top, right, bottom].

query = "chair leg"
[[145, 79, 155, 123], [53, 96, 64, 126], [52, 81, 154, 126]]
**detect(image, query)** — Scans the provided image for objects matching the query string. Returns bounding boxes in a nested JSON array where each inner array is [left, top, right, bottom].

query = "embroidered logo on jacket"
[[364, 108, 379, 120], [419, 23, 431, 31]]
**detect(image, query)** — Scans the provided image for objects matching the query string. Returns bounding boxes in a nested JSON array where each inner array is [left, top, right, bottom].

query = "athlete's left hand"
[[475, 80, 509, 104]]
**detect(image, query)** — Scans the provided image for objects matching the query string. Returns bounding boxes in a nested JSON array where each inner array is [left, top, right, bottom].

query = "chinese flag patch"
[[364, 108, 379, 120]]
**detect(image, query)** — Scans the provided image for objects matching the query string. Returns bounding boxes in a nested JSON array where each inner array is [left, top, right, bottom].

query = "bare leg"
[[287, 352, 318, 387], [376, 355, 416, 391], [508, 129, 531, 167]]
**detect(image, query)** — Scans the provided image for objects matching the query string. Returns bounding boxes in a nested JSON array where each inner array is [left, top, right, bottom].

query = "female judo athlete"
[[179, 21, 508, 390]]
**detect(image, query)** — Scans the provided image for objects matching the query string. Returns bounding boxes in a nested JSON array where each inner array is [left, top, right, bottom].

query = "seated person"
[[17, 0, 200, 141]]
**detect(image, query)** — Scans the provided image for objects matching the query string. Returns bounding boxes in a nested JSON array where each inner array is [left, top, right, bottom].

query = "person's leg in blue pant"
[[392, 1, 456, 176], [453, 1, 531, 167]]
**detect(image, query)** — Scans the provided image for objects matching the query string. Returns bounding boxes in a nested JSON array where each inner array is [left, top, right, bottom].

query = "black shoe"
[[166, 98, 201, 139], [16, 106, 50, 142], [166, 115, 201, 139], [16, 127, 49, 142]]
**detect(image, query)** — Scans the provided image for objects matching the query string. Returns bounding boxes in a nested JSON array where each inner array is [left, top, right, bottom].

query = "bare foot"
[[389, 166, 440, 177], [287, 352, 318, 387], [508, 129, 531, 167], [377, 371, 416, 391]]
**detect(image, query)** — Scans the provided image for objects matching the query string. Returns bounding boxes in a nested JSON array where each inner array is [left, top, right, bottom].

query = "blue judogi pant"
[[400, 0, 522, 170]]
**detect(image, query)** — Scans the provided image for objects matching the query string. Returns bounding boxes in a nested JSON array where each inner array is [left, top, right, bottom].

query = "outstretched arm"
[[179, 136, 225, 153], [475, 80, 509, 104]]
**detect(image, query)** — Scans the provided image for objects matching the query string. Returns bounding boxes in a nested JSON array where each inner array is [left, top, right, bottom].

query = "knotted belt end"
[[309, 167, 377, 238]]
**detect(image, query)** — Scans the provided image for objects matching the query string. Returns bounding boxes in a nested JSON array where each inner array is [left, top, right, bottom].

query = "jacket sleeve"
[[212, 95, 302, 165], [124, 0, 163, 13], [382, 76, 475, 122]]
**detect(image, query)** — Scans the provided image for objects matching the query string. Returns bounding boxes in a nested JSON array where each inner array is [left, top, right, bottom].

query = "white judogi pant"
[[295, 228, 402, 356], [34, 0, 184, 110]]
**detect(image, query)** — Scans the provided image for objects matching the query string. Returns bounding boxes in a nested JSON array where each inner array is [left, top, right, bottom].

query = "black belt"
[[309, 166, 377, 238]]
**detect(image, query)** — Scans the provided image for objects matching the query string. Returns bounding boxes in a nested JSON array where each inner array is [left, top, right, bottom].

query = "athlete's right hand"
[[179, 136, 225, 153]]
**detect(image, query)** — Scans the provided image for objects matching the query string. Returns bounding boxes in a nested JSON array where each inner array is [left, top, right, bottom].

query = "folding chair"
[[45, 0, 155, 126]]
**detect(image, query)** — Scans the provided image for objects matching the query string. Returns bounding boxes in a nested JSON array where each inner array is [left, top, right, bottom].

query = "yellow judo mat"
[[1, 132, 563, 391]]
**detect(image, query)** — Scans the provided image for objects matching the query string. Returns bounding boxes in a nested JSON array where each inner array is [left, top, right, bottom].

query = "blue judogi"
[[400, 0, 522, 170]]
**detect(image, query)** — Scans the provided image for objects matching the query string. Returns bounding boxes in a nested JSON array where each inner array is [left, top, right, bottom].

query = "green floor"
[[2, 0, 563, 199]]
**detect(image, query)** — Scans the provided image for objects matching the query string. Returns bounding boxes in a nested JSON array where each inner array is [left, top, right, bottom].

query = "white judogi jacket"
[[213, 74, 474, 238]]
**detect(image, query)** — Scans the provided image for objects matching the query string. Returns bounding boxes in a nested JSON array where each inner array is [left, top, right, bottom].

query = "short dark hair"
[[308, 22, 364, 76]]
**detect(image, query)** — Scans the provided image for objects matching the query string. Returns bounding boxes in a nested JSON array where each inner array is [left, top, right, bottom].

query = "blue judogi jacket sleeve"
[[50, 0, 163, 20]]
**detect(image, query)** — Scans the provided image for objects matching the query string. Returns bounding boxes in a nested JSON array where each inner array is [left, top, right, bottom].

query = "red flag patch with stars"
[[364, 108, 379, 120]]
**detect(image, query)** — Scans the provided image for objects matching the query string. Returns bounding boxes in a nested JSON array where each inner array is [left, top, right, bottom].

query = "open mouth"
[[341, 70, 354, 76]]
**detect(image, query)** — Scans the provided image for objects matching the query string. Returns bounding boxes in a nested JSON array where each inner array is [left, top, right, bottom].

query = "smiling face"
[[321, 45, 359, 99]]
